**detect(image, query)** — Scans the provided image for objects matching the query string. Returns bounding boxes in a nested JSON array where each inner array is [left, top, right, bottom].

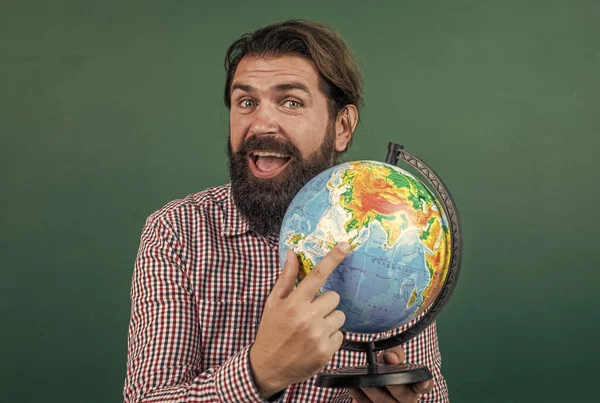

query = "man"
[[124, 20, 449, 402]]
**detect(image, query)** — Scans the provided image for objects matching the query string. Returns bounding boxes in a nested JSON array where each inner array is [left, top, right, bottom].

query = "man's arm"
[[123, 216, 274, 403]]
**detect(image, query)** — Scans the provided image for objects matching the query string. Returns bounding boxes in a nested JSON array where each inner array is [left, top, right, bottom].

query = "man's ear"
[[334, 105, 358, 153]]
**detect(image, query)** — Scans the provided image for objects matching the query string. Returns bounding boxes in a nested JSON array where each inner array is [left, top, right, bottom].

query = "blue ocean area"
[[324, 220, 432, 333]]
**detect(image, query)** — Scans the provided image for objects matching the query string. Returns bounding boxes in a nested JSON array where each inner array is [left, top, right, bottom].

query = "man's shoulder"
[[146, 184, 231, 227]]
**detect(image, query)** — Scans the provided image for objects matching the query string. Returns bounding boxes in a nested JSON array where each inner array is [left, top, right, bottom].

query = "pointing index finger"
[[296, 242, 352, 299]]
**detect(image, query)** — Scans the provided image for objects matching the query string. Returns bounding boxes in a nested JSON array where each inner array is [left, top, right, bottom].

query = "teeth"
[[252, 152, 289, 158]]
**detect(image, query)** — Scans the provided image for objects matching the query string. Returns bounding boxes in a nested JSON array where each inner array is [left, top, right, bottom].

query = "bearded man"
[[124, 20, 449, 403]]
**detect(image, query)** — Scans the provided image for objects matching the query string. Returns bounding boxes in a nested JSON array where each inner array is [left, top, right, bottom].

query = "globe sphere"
[[279, 161, 451, 334]]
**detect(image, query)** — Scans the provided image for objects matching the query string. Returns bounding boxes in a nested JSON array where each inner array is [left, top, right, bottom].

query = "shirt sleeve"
[[123, 216, 287, 403]]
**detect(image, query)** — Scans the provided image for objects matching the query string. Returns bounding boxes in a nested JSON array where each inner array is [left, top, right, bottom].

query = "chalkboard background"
[[1, 1, 599, 401]]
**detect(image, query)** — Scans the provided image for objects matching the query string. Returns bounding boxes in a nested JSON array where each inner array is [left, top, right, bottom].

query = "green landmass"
[[408, 193, 422, 210], [297, 251, 315, 272], [345, 218, 359, 233], [341, 187, 354, 205], [296, 251, 316, 287], [386, 169, 411, 190], [408, 177, 435, 205], [374, 212, 395, 222], [361, 213, 375, 229], [387, 169, 437, 211], [289, 233, 306, 245], [426, 259, 434, 279], [341, 169, 356, 183], [420, 217, 436, 240]]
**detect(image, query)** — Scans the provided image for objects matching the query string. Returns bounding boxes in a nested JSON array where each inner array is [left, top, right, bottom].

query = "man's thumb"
[[271, 250, 299, 300]]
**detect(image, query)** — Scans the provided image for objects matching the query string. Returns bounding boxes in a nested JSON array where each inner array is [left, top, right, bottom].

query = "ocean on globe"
[[279, 160, 451, 334]]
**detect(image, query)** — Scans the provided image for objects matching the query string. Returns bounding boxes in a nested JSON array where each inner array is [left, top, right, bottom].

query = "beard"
[[228, 127, 338, 237]]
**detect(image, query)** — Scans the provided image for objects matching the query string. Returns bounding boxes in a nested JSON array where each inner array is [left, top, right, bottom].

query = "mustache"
[[236, 136, 302, 160]]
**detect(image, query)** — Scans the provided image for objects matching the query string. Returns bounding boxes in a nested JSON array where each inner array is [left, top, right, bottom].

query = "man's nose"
[[250, 103, 280, 137]]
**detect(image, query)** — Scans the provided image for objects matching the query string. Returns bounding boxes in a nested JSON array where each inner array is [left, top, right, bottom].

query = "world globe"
[[279, 160, 452, 334]]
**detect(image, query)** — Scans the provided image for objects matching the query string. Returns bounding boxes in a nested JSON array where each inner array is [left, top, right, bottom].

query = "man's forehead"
[[232, 55, 320, 89]]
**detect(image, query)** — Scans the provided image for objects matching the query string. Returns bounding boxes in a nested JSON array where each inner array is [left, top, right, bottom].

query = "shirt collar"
[[220, 184, 251, 237], [220, 184, 280, 248]]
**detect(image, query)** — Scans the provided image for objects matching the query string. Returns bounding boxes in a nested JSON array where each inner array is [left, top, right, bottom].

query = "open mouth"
[[248, 151, 292, 179]]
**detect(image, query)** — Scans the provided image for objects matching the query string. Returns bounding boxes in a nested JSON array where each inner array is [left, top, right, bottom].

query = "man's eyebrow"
[[230, 82, 312, 97], [273, 82, 311, 96], [231, 83, 255, 93]]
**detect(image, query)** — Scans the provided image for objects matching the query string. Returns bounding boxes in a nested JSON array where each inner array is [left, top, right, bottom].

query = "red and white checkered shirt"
[[123, 184, 449, 402]]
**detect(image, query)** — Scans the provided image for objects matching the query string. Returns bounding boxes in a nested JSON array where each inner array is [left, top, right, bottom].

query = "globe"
[[279, 160, 452, 334]]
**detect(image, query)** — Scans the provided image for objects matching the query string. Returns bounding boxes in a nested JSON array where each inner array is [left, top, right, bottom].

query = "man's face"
[[227, 55, 351, 236]]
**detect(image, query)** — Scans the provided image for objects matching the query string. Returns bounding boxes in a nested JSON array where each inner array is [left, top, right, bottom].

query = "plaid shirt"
[[124, 184, 449, 402]]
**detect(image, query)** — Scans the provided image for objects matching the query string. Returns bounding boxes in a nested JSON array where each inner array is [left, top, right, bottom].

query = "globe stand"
[[315, 341, 432, 388], [315, 142, 462, 390]]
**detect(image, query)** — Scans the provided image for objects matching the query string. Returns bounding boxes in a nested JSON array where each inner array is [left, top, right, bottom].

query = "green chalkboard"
[[1, 1, 599, 401]]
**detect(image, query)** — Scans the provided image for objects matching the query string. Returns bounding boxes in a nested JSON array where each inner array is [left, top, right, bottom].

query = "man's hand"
[[348, 345, 434, 403], [249, 243, 352, 399]]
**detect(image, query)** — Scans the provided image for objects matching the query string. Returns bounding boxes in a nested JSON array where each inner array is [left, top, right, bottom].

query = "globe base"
[[315, 363, 432, 389]]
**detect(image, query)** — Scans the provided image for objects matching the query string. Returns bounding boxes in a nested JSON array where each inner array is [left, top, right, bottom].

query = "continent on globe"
[[279, 161, 452, 334]]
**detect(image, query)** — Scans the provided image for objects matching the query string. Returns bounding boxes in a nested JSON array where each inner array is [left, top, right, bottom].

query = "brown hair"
[[223, 20, 363, 123]]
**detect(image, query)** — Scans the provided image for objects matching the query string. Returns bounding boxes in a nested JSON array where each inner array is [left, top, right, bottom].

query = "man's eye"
[[284, 100, 302, 109], [239, 99, 256, 108]]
